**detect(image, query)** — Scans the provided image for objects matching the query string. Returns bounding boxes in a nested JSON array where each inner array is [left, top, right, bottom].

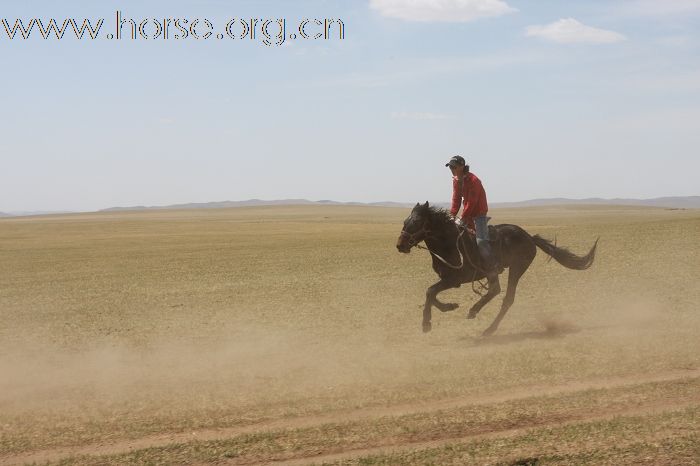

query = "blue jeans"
[[474, 215, 490, 246]]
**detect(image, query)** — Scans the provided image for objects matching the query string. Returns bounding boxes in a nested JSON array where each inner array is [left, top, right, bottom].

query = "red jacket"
[[450, 172, 488, 225]]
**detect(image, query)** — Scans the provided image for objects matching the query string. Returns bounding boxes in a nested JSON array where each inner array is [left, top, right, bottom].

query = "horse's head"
[[396, 201, 431, 253]]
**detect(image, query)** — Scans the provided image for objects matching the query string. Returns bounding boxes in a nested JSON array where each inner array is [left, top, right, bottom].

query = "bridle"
[[399, 221, 431, 248], [401, 221, 466, 270]]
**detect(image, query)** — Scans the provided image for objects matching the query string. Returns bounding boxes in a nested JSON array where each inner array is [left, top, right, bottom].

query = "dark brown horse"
[[396, 202, 597, 335]]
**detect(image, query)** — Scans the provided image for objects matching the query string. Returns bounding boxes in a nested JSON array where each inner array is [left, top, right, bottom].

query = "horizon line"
[[2, 195, 699, 217]]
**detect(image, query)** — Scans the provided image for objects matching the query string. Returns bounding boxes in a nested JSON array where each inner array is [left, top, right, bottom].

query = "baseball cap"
[[445, 155, 466, 168]]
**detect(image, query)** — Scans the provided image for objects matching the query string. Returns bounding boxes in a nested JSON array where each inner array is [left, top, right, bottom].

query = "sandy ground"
[[0, 205, 698, 464]]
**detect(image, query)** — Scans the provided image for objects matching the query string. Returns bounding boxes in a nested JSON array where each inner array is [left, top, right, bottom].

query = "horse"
[[396, 202, 598, 336]]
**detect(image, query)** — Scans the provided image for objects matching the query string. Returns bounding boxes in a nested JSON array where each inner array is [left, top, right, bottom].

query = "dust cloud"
[[0, 323, 424, 418]]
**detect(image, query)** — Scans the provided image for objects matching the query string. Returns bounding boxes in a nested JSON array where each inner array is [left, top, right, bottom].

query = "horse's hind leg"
[[422, 279, 458, 333], [482, 259, 531, 336]]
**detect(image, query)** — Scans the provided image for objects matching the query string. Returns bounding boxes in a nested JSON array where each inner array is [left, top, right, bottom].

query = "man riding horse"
[[445, 155, 500, 294], [396, 159, 597, 335]]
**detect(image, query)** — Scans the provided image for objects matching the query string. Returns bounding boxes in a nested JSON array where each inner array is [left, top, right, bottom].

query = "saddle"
[[460, 224, 504, 272]]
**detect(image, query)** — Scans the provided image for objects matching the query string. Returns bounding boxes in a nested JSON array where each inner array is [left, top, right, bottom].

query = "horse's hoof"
[[482, 326, 496, 336], [422, 322, 432, 333], [467, 310, 478, 319]]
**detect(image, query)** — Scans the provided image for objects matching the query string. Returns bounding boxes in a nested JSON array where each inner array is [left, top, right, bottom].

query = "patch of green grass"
[[50, 378, 700, 465], [334, 407, 699, 466]]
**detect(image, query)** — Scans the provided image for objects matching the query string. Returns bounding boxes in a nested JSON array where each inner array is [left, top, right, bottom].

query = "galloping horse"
[[396, 202, 598, 335]]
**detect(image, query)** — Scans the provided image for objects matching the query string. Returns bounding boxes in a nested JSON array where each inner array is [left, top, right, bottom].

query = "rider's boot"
[[477, 240, 501, 294]]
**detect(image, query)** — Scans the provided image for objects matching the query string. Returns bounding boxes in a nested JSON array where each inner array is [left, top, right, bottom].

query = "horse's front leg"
[[466, 283, 500, 319], [422, 279, 458, 333]]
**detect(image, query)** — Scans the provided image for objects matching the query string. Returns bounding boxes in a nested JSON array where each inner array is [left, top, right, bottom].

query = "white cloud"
[[370, 0, 516, 23], [526, 18, 626, 44], [391, 111, 450, 120]]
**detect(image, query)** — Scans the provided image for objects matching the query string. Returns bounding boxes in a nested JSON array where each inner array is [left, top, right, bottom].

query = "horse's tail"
[[532, 235, 598, 270]]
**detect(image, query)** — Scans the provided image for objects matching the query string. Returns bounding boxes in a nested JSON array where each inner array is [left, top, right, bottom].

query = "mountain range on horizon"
[[0, 210, 73, 218], [100, 196, 700, 212], [1, 196, 698, 218]]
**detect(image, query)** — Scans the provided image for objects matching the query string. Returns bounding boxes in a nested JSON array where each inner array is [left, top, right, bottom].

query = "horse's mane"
[[425, 205, 456, 232]]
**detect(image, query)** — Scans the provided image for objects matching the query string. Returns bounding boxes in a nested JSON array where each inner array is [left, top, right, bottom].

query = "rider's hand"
[[454, 217, 463, 227]]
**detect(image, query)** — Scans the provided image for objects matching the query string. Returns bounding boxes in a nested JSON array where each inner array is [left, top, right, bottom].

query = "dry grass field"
[[0, 205, 698, 465]]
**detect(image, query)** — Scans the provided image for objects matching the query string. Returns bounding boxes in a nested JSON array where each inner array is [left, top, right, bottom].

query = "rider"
[[445, 155, 500, 293]]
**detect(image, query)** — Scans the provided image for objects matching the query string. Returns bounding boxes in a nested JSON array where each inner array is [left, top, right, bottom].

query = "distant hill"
[[100, 199, 414, 212], [0, 210, 74, 218], [100, 196, 700, 213], [3, 197, 697, 218], [491, 196, 700, 209]]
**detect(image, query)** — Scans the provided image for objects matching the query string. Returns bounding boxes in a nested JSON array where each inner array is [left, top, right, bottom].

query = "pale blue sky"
[[1, 0, 699, 212]]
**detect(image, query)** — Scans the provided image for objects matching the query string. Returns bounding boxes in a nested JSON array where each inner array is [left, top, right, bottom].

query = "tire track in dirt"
[[2, 367, 698, 466], [273, 397, 700, 466]]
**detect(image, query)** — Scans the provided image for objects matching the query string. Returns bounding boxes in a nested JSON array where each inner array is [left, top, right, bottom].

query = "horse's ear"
[[424, 201, 430, 208]]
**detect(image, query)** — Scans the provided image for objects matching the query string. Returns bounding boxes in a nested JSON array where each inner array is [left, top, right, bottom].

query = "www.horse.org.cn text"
[[1, 11, 345, 46]]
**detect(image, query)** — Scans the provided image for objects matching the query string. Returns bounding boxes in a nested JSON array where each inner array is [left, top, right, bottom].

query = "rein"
[[415, 227, 466, 270], [406, 222, 490, 296]]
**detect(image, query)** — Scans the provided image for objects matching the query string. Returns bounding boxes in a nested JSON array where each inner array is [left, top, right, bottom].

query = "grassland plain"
[[0, 205, 698, 465]]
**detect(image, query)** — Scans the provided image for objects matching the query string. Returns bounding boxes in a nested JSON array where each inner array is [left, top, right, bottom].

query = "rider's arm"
[[450, 177, 462, 218], [460, 178, 483, 224]]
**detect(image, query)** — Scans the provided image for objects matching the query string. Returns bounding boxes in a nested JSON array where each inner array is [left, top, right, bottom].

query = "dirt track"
[[3, 368, 698, 465], [278, 400, 699, 466]]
